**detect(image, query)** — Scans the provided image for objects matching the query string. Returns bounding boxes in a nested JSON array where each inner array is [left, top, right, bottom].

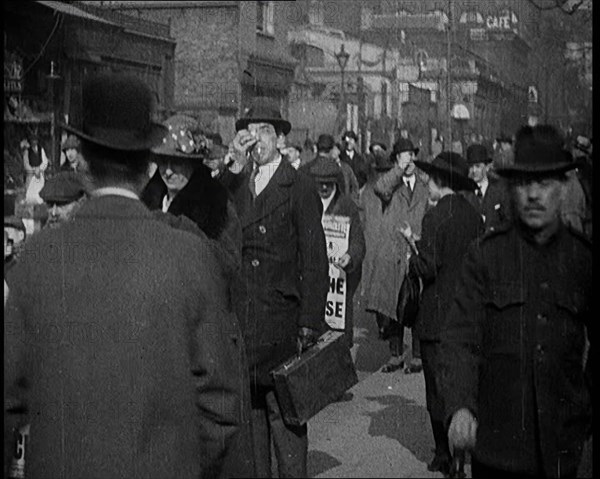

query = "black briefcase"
[[270, 330, 358, 427]]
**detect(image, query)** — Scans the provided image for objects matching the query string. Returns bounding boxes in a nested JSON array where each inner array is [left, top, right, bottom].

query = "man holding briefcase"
[[223, 98, 329, 477]]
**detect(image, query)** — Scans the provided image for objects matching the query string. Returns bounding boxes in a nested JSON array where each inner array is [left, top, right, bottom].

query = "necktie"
[[249, 166, 258, 199], [405, 180, 412, 193]]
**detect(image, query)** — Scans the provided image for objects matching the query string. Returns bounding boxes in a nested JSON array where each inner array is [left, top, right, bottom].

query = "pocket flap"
[[487, 282, 525, 309]]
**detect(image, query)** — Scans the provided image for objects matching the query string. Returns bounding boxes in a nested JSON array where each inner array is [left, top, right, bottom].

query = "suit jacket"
[[4, 196, 252, 479], [441, 223, 592, 476], [340, 150, 368, 188], [222, 160, 329, 386], [411, 193, 483, 340], [462, 176, 510, 231]]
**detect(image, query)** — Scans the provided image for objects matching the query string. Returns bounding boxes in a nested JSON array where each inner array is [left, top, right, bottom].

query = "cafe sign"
[[485, 11, 518, 31], [4, 52, 24, 93]]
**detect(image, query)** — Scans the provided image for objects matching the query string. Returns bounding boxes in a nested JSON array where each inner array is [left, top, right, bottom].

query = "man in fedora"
[[340, 130, 369, 188], [399, 151, 482, 475], [364, 138, 429, 374], [224, 97, 329, 477], [4, 73, 251, 479], [463, 143, 511, 231], [442, 125, 591, 478]]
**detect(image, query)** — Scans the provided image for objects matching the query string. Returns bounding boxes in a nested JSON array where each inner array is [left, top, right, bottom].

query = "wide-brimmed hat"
[[235, 97, 291, 135], [62, 73, 167, 151], [466, 144, 492, 165], [414, 152, 477, 191], [61, 134, 81, 151], [316, 134, 335, 152], [152, 115, 209, 160], [308, 156, 342, 183], [496, 126, 577, 177], [40, 171, 87, 205], [392, 138, 419, 156]]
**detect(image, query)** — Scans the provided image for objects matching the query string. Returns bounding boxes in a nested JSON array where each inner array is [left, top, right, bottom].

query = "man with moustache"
[[223, 98, 329, 478], [443, 125, 592, 478]]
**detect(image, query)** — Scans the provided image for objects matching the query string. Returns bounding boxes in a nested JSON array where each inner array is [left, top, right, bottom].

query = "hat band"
[[515, 143, 568, 168], [84, 125, 156, 144]]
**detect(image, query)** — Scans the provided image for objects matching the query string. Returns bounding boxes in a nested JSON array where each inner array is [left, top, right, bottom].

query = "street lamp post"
[[335, 44, 350, 132]]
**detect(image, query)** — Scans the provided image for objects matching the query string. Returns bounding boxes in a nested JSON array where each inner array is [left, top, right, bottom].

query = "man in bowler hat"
[[223, 97, 329, 477], [443, 125, 592, 478], [4, 74, 251, 479], [463, 143, 511, 231]]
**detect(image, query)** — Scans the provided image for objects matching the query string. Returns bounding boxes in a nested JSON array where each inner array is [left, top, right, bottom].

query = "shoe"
[[381, 360, 404, 373], [427, 455, 451, 475]]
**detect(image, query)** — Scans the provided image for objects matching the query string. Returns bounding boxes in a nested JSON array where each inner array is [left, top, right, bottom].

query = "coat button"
[[258, 225, 267, 234], [251, 259, 260, 267]]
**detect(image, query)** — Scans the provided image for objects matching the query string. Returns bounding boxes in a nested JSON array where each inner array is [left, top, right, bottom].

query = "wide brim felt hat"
[[496, 137, 576, 178], [235, 97, 291, 135], [40, 171, 86, 204], [415, 152, 478, 191], [466, 144, 492, 165], [151, 115, 209, 160], [392, 138, 419, 156], [61, 73, 167, 151]]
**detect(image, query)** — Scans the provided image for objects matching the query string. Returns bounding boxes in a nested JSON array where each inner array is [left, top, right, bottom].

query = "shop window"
[[257, 1, 274, 36]]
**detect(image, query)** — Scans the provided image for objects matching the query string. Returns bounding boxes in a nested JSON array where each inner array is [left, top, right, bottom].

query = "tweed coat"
[[441, 223, 592, 477], [322, 184, 365, 348], [222, 160, 329, 386], [362, 167, 429, 321], [4, 196, 252, 479], [411, 193, 483, 340], [461, 176, 511, 232]]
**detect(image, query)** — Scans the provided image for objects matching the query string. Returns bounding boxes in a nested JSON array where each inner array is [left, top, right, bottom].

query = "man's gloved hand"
[[297, 327, 319, 353]]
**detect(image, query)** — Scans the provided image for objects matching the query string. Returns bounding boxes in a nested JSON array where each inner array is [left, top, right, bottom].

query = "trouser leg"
[[265, 389, 308, 478], [250, 388, 272, 478]]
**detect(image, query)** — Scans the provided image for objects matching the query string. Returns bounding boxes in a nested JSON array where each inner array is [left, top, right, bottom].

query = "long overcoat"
[[222, 160, 329, 386], [411, 193, 483, 340], [361, 167, 429, 321], [4, 196, 251, 479], [441, 223, 592, 477]]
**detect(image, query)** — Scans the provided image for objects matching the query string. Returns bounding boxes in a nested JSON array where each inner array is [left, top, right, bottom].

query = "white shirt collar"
[[404, 174, 416, 189], [478, 177, 489, 196], [346, 150, 354, 159], [92, 187, 139, 201], [162, 194, 174, 213], [253, 155, 282, 197], [321, 190, 336, 216]]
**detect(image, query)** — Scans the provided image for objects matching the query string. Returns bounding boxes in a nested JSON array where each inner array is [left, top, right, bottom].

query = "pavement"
[[307, 293, 463, 478]]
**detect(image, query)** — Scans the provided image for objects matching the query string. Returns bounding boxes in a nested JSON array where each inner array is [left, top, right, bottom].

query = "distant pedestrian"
[[442, 124, 591, 478], [400, 151, 482, 476], [340, 130, 369, 188], [59, 134, 87, 173], [39, 171, 87, 228]]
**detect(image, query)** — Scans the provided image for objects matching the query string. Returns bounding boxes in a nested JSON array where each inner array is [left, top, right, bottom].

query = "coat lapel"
[[241, 160, 295, 229]]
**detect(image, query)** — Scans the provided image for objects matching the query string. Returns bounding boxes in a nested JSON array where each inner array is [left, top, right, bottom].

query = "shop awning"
[[35, 1, 118, 26]]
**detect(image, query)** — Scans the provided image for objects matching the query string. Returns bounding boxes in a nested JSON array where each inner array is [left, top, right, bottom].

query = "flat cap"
[[40, 172, 86, 204]]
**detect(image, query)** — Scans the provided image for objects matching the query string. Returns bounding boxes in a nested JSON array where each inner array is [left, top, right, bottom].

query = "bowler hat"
[[342, 130, 358, 141], [40, 171, 86, 205], [369, 137, 387, 152], [62, 73, 167, 151], [415, 152, 477, 191], [392, 138, 419, 156], [466, 144, 492, 165], [496, 125, 576, 177], [316, 134, 335, 152], [235, 97, 291, 135], [152, 115, 209, 160], [308, 156, 342, 183], [61, 134, 81, 151], [496, 133, 513, 144]]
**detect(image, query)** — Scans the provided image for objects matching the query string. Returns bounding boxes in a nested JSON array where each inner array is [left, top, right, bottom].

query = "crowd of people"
[[4, 73, 592, 479]]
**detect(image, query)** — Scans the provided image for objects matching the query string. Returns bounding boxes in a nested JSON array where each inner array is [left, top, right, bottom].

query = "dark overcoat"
[[411, 194, 483, 340], [323, 185, 365, 347], [441, 223, 592, 477], [4, 196, 252, 478], [461, 176, 511, 231], [340, 150, 369, 188], [222, 160, 329, 386]]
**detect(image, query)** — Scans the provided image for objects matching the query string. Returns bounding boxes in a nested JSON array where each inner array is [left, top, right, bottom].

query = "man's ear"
[[148, 161, 158, 178]]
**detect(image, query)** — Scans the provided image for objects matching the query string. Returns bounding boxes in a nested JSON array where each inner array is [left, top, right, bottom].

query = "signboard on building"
[[4, 52, 23, 93]]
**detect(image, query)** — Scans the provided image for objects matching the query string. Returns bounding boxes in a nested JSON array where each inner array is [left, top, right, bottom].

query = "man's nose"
[[525, 181, 543, 199], [50, 205, 58, 216]]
